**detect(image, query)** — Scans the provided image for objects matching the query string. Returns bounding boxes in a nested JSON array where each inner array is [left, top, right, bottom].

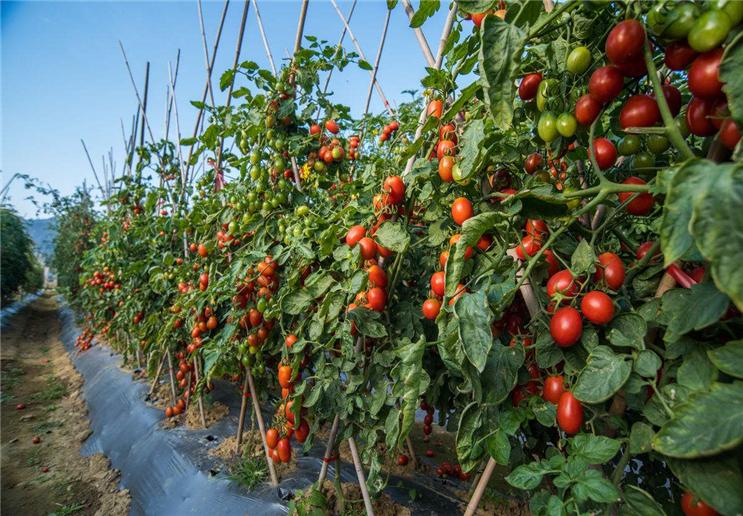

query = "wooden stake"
[[166, 351, 177, 405], [139, 61, 150, 148], [292, 0, 310, 55], [246, 367, 279, 486], [362, 7, 392, 121], [148, 352, 167, 397], [192, 357, 207, 428], [348, 437, 375, 516], [317, 414, 340, 486], [252, 0, 277, 75], [235, 372, 250, 454], [399, 0, 435, 67], [405, 435, 418, 469], [463, 457, 497, 516], [319, 0, 357, 100]]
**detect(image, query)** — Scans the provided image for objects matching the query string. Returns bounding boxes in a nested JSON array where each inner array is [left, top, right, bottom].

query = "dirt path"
[[1, 293, 130, 516]]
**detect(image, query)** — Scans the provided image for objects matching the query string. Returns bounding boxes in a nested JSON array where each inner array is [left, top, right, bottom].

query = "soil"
[[0, 294, 131, 515], [296, 480, 412, 516]]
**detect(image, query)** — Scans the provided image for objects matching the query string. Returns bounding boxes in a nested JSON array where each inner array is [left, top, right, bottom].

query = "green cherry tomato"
[[538, 112, 559, 142], [535, 170, 551, 183], [452, 163, 469, 185], [228, 221, 237, 234], [536, 79, 558, 112], [256, 297, 267, 313], [566, 46, 592, 74], [666, 3, 700, 39], [711, 0, 743, 26], [313, 161, 325, 172], [618, 135, 641, 155], [632, 152, 656, 171], [296, 205, 309, 216], [676, 116, 691, 138], [556, 113, 578, 137], [250, 151, 260, 164], [688, 10, 732, 52], [647, 134, 670, 154], [293, 227, 302, 238]]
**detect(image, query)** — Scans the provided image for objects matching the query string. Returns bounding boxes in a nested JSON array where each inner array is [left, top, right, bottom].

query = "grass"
[[229, 455, 267, 490], [26, 447, 42, 467], [33, 420, 63, 433], [48, 502, 85, 516], [0, 366, 26, 403], [31, 377, 67, 402]]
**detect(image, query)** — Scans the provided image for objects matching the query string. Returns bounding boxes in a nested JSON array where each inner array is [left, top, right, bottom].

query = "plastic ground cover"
[[57, 305, 467, 515]]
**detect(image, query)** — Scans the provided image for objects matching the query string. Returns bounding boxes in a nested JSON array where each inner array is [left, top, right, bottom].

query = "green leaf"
[[607, 313, 647, 351], [572, 469, 621, 504], [721, 31, 743, 127], [506, 461, 547, 490], [669, 456, 743, 516], [357, 59, 373, 71], [409, 0, 440, 28], [621, 485, 666, 516], [220, 68, 236, 91], [677, 348, 716, 391], [456, 402, 483, 468], [573, 346, 632, 403], [445, 212, 504, 297], [482, 343, 525, 405], [486, 428, 511, 464], [569, 434, 621, 464], [653, 381, 743, 458], [457, 119, 486, 180], [661, 283, 730, 343], [395, 337, 429, 445], [479, 16, 526, 131], [634, 350, 661, 378], [629, 422, 654, 455], [533, 398, 557, 428], [708, 340, 743, 379], [689, 163, 743, 311], [455, 290, 494, 372], [374, 221, 410, 253], [571, 240, 596, 275], [348, 308, 388, 338], [283, 290, 313, 315], [456, 0, 499, 15]]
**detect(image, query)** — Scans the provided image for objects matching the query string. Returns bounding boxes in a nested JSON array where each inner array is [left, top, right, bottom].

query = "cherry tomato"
[[620, 95, 660, 128], [618, 176, 654, 215], [647, 134, 670, 154], [524, 152, 543, 174], [566, 46, 591, 74], [547, 269, 578, 298], [589, 66, 624, 104], [277, 437, 292, 463], [366, 287, 387, 312], [557, 391, 584, 435], [605, 20, 645, 65], [383, 176, 405, 204], [711, 0, 743, 25], [439, 156, 455, 182], [538, 112, 559, 142], [368, 265, 388, 288], [543, 249, 560, 276], [575, 94, 602, 125], [422, 298, 441, 320], [720, 118, 741, 150], [689, 48, 724, 100], [515, 235, 542, 260], [589, 137, 617, 170], [358, 237, 378, 260], [518, 73, 543, 101], [397, 454, 410, 466], [681, 491, 719, 516], [550, 306, 583, 347], [664, 41, 698, 71], [594, 252, 626, 290], [430, 271, 446, 298], [525, 219, 549, 240], [618, 135, 641, 155], [686, 96, 718, 136], [346, 225, 366, 247], [451, 197, 474, 225], [427, 99, 443, 118], [437, 139, 456, 160], [556, 113, 577, 137], [658, 84, 682, 118], [542, 375, 565, 404], [581, 291, 615, 325], [278, 364, 293, 388], [266, 427, 279, 449], [688, 10, 732, 53], [295, 419, 310, 443]]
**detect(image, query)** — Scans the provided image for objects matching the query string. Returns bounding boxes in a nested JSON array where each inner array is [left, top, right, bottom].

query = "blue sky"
[[1, 0, 455, 218]]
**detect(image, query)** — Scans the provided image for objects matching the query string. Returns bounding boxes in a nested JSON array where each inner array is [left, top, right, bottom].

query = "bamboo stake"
[[293, 0, 310, 55], [235, 372, 250, 453], [317, 414, 340, 485], [252, 0, 277, 75], [319, 0, 357, 98], [402, 4, 457, 177], [139, 62, 150, 148], [348, 437, 375, 516], [463, 457, 497, 516], [163, 49, 181, 142], [362, 7, 392, 121], [166, 351, 178, 405], [197, 0, 218, 108], [246, 367, 279, 486], [118, 42, 156, 144], [216, 0, 250, 172], [399, 0, 435, 67], [329, 0, 393, 113], [184, 0, 230, 178], [193, 357, 207, 428], [80, 139, 106, 199], [148, 352, 167, 397], [405, 435, 418, 469]]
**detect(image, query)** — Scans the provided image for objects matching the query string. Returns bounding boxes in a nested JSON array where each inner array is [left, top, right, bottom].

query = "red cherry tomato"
[[422, 298, 441, 320], [524, 152, 543, 174], [542, 375, 565, 404], [619, 95, 660, 129], [681, 491, 718, 516], [618, 177, 654, 215], [659, 84, 682, 118], [550, 306, 583, 347], [515, 235, 542, 261], [557, 391, 584, 435], [358, 237, 378, 260], [688, 48, 724, 99], [581, 291, 615, 325], [518, 73, 543, 101], [589, 137, 617, 170], [588, 66, 624, 104], [346, 225, 366, 247], [366, 287, 387, 312], [686, 97, 717, 136], [720, 119, 741, 150], [594, 252, 626, 290], [451, 197, 474, 225], [383, 176, 406, 204], [664, 41, 698, 71], [605, 19, 645, 65], [547, 269, 578, 298], [575, 95, 602, 125], [430, 271, 446, 298]]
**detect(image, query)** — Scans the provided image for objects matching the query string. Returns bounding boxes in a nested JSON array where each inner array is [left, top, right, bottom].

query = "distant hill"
[[23, 217, 56, 261]]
